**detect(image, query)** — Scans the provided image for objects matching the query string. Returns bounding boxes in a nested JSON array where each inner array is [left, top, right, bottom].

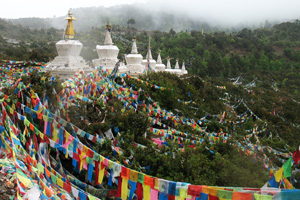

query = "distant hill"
[[6, 5, 274, 33], [0, 18, 61, 42]]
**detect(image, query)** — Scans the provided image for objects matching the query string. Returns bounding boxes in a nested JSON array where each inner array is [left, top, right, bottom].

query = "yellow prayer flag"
[[57, 177, 64, 188], [275, 167, 283, 182], [143, 184, 151, 200], [121, 178, 129, 200], [88, 195, 97, 200], [17, 174, 32, 188], [39, 131, 44, 140], [52, 128, 58, 143], [98, 163, 105, 184]]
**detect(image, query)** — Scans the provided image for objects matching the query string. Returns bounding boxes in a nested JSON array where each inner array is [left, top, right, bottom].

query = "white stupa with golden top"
[[47, 9, 90, 79], [93, 23, 120, 70]]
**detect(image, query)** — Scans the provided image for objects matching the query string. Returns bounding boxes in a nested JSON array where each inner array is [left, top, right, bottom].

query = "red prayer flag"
[[293, 146, 300, 165]]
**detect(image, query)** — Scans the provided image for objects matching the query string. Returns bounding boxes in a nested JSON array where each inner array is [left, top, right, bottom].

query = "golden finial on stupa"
[[106, 22, 111, 31], [64, 8, 76, 40]]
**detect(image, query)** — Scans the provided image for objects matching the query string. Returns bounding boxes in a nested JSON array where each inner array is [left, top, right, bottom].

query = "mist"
[[5, 0, 300, 32], [141, 0, 300, 27]]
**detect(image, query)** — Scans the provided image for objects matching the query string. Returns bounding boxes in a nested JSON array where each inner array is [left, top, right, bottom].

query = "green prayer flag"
[[34, 127, 39, 136], [24, 118, 30, 127], [93, 153, 100, 162], [254, 193, 273, 200], [217, 189, 233, 199], [51, 174, 57, 184], [86, 157, 94, 165], [138, 173, 144, 184], [283, 157, 292, 178], [37, 163, 44, 172]]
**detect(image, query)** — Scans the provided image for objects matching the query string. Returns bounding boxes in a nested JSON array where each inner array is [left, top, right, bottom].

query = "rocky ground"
[[0, 171, 16, 200]]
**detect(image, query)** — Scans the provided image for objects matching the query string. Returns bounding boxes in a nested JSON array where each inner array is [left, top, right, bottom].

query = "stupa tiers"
[[93, 23, 120, 70], [125, 38, 144, 74], [46, 9, 91, 79], [141, 37, 157, 71]]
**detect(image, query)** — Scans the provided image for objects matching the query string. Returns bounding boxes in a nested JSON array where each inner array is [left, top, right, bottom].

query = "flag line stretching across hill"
[[0, 64, 300, 199]]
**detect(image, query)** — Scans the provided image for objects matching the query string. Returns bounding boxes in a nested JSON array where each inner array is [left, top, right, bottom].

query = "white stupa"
[[155, 50, 166, 71], [175, 58, 180, 69], [93, 23, 120, 70], [125, 38, 143, 74], [46, 9, 90, 79], [142, 37, 157, 71], [166, 56, 171, 69], [181, 60, 188, 75]]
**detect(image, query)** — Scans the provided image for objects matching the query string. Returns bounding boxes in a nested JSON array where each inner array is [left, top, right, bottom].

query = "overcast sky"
[[1, 0, 300, 25]]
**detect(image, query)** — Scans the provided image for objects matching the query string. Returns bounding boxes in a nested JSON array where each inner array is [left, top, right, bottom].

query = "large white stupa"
[[125, 38, 144, 74], [93, 23, 120, 70], [46, 9, 91, 79], [141, 37, 157, 71]]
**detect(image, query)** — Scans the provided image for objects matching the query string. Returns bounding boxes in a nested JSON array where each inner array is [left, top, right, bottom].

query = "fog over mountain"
[[5, 0, 300, 32], [147, 0, 300, 26]]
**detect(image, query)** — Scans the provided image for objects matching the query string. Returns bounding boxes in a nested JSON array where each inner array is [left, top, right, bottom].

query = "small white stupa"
[[166, 56, 171, 69], [174, 58, 180, 69], [142, 36, 156, 71], [181, 60, 188, 75], [155, 50, 166, 71], [165, 58, 183, 75], [93, 23, 120, 71], [47, 9, 90, 79], [125, 37, 143, 74]]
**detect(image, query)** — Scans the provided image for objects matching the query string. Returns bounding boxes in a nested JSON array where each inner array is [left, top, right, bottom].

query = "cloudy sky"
[[1, 0, 300, 25]]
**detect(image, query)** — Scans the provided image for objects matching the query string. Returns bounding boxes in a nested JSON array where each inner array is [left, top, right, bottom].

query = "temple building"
[[46, 9, 91, 79], [93, 23, 120, 70]]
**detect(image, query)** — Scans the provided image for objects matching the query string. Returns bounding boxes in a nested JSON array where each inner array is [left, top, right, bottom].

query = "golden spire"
[[64, 8, 76, 40], [106, 22, 111, 32]]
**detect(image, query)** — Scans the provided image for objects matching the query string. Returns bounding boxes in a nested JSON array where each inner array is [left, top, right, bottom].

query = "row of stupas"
[[46, 9, 188, 78]]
